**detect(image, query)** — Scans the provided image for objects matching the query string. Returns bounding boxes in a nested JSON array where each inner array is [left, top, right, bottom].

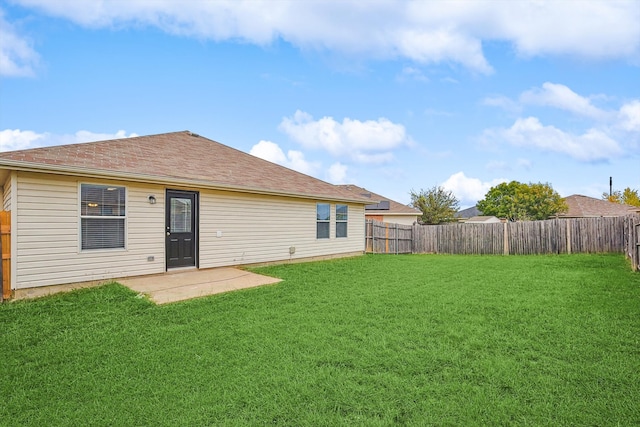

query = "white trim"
[[165, 188, 200, 270], [336, 204, 348, 238], [316, 202, 331, 239], [10, 172, 17, 290]]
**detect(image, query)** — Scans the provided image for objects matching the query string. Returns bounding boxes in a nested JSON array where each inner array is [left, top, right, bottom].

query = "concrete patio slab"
[[118, 268, 282, 304]]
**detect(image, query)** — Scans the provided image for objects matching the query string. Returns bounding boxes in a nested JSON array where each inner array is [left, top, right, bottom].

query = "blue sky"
[[1, 0, 639, 208]]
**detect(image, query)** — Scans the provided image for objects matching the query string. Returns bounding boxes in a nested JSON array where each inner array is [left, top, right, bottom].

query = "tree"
[[622, 188, 640, 206], [410, 186, 460, 224], [603, 190, 622, 204], [521, 182, 569, 220], [477, 181, 567, 221], [476, 181, 524, 221], [602, 187, 640, 207]]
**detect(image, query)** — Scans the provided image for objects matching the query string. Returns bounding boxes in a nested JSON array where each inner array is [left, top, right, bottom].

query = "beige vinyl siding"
[[382, 215, 419, 226], [199, 190, 365, 268], [14, 172, 165, 289], [12, 172, 366, 289]]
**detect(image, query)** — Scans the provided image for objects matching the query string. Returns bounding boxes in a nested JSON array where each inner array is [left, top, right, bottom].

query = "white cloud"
[[618, 100, 640, 132], [279, 110, 409, 164], [249, 140, 287, 163], [0, 9, 39, 77], [520, 82, 609, 120], [326, 162, 348, 184], [72, 130, 139, 143], [0, 129, 44, 151], [489, 117, 623, 162], [0, 129, 138, 152], [285, 149, 319, 176], [484, 85, 638, 154], [441, 171, 506, 205], [490, 0, 640, 61], [11, 0, 640, 74], [249, 140, 319, 176], [394, 28, 493, 74], [482, 95, 522, 114]]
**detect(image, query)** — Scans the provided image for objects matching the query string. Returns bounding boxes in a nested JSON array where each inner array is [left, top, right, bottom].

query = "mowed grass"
[[1, 254, 639, 426]]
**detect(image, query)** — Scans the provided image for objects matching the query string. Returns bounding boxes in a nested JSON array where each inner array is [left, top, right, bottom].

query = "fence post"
[[385, 223, 389, 254], [1, 211, 11, 301], [395, 223, 398, 255], [566, 221, 572, 255], [371, 221, 375, 254], [503, 222, 509, 255], [411, 223, 416, 254], [635, 221, 640, 271]]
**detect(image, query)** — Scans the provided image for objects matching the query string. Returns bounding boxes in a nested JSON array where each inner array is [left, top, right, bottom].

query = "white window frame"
[[79, 183, 127, 251], [336, 204, 348, 238], [316, 203, 330, 239]]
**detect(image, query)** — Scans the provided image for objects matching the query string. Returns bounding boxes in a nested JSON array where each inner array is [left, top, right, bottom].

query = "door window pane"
[[171, 198, 192, 233]]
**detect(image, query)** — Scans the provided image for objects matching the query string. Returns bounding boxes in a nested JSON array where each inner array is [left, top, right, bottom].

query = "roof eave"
[[365, 211, 420, 216], [0, 160, 369, 204]]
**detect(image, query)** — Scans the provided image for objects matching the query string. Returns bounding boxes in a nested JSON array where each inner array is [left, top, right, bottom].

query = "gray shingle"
[[0, 131, 369, 203]]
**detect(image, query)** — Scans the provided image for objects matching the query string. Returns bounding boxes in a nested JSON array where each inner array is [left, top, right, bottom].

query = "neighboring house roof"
[[337, 184, 421, 216], [465, 216, 502, 223], [0, 131, 369, 203], [455, 205, 482, 218], [559, 194, 639, 218]]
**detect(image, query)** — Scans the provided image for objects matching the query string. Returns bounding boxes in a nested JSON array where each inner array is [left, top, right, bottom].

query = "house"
[[0, 131, 371, 293], [464, 215, 502, 224], [558, 194, 640, 218], [455, 205, 482, 220], [337, 184, 421, 225], [455, 207, 503, 223]]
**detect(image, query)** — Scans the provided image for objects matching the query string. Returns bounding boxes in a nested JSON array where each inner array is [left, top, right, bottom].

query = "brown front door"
[[166, 190, 198, 269]]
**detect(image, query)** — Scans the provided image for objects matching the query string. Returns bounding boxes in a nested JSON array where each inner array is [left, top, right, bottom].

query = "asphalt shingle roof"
[[455, 205, 482, 218], [559, 194, 638, 217], [0, 131, 369, 203], [337, 184, 421, 216]]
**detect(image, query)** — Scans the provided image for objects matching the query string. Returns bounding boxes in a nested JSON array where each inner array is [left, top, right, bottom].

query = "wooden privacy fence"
[[365, 220, 413, 254], [1, 211, 10, 301], [366, 215, 640, 270], [629, 219, 640, 271]]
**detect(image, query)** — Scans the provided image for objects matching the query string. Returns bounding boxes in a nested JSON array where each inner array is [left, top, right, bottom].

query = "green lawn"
[[1, 254, 639, 426]]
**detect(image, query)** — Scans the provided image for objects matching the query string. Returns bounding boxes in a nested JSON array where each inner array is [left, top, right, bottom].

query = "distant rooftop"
[[559, 194, 639, 218], [455, 205, 482, 219], [337, 184, 421, 216]]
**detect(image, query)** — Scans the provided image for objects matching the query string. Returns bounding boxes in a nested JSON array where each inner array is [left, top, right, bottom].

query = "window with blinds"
[[80, 184, 126, 250], [336, 204, 348, 238], [316, 203, 330, 239]]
